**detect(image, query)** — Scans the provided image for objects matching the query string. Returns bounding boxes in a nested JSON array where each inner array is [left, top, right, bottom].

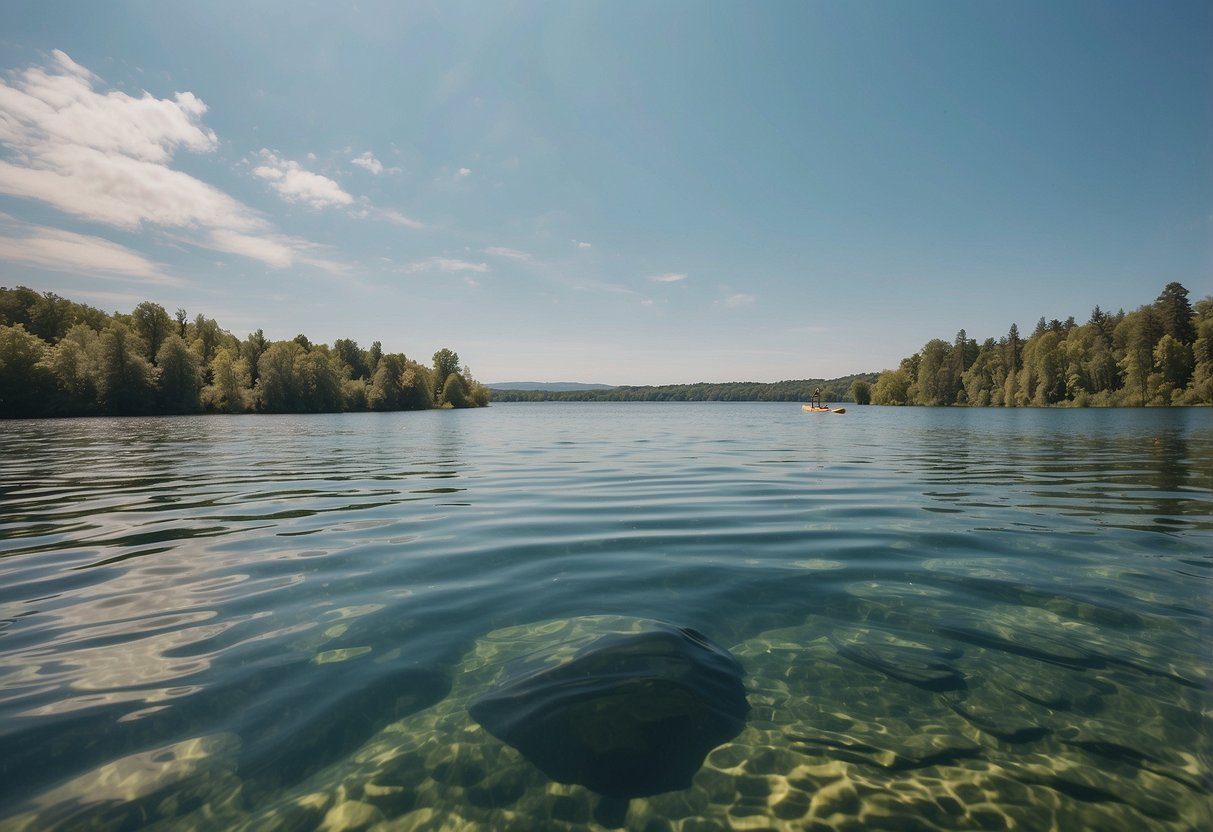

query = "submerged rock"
[[468, 617, 749, 798]]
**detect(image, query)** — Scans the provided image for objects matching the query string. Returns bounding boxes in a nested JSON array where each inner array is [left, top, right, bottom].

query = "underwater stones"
[[829, 627, 966, 692], [789, 725, 980, 772], [319, 799, 384, 832], [947, 697, 1049, 744], [468, 617, 749, 798]]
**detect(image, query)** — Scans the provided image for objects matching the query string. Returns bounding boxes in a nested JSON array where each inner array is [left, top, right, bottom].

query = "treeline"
[[870, 282, 1211, 407], [489, 374, 878, 403], [0, 286, 489, 418]]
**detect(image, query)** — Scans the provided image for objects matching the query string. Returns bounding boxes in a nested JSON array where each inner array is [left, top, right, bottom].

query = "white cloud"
[[573, 239, 592, 248], [0, 51, 342, 271], [207, 229, 294, 269], [721, 293, 755, 307], [403, 256, 489, 273], [351, 151, 400, 175], [650, 272, 688, 283], [484, 246, 531, 260], [252, 149, 353, 209], [0, 220, 180, 285], [377, 208, 425, 229], [351, 152, 382, 174], [457, 167, 471, 177]]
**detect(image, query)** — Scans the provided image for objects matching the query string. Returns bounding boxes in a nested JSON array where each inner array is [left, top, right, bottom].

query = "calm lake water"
[[1, 403, 1210, 831]]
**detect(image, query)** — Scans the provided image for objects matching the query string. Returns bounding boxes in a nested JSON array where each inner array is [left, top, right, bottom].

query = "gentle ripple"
[[0, 403, 1210, 830]]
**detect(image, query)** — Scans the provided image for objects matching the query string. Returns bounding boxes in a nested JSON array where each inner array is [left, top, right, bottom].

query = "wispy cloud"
[[650, 272, 688, 283], [0, 218, 180, 285], [350, 151, 399, 175], [252, 149, 353, 209], [484, 246, 531, 260], [403, 256, 489, 273], [720, 293, 754, 307], [207, 229, 294, 269], [377, 208, 426, 229], [0, 51, 345, 271], [572, 239, 592, 249], [457, 167, 472, 178]]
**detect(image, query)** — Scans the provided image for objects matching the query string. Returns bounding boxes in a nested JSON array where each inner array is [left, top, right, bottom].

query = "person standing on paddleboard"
[[812, 387, 822, 409]]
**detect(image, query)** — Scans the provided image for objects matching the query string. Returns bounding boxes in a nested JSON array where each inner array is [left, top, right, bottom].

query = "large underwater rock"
[[468, 617, 749, 799]]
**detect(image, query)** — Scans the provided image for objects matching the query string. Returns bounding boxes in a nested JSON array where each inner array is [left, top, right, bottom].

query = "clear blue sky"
[[1, 0, 1209, 384]]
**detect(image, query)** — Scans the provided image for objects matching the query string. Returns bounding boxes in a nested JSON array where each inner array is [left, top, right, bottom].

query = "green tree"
[[156, 334, 201, 413], [1004, 323, 1022, 376], [43, 324, 100, 414], [848, 379, 872, 405], [368, 353, 406, 410], [914, 339, 952, 405], [400, 361, 434, 410], [367, 340, 383, 375], [297, 349, 343, 412], [1154, 282, 1196, 345], [256, 341, 305, 412], [871, 369, 911, 405], [1188, 317, 1213, 404], [333, 338, 370, 380], [203, 347, 252, 413], [0, 286, 40, 329], [28, 292, 75, 342], [190, 314, 223, 375], [132, 301, 173, 364], [0, 324, 55, 417], [432, 348, 460, 401], [1116, 311, 1157, 406], [95, 322, 155, 415], [441, 372, 469, 408], [1153, 334, 1193, 402], [242, 329, 268, 384]]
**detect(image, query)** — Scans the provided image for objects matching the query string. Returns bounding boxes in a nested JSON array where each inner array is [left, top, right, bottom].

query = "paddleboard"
[[802, 405, 846, 414]]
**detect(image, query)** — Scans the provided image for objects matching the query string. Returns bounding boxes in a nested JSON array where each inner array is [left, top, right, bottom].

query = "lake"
[[1, 403, 1210, 830]]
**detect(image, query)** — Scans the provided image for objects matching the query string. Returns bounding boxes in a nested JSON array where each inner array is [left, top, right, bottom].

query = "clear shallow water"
[[0, 403, 1210, 830]]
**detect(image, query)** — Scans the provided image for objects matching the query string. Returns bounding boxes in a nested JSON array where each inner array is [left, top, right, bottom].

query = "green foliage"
[[871, 370, 911, 405], [1155, 282, 1196, 345], [875, 282, 1209, 408], [334, 338, 371, 380], [848, 380, 872, 405], [156, 334, 201, 413], [95, 322, 155, 415], [368, 353, 407, 411], [0, 324, 55, 417], [441, 372, 469, 408], [132, 301, 174, 364], [296, 350, 344, 412], [0, 287, 486, 419], [432, 349, 461, 400], [255, 341, 305, 412], [203, 347, 252, 413]]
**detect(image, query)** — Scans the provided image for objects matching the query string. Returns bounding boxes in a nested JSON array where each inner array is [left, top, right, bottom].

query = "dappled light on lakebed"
[[1, 403, 1210, 830]]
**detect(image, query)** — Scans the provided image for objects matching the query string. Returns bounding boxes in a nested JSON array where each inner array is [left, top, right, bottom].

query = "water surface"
[[1, 404, 1210, 829]]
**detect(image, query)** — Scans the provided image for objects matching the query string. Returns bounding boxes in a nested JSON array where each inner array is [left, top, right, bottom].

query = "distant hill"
[[487, 381, 617, 392]]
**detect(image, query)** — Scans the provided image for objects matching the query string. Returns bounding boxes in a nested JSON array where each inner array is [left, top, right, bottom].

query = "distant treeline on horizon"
[[868, 281, 1210, 407], [0, 286, 489, 419], [492, 281, 1210, 409], [488, 376, 877, 403]]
